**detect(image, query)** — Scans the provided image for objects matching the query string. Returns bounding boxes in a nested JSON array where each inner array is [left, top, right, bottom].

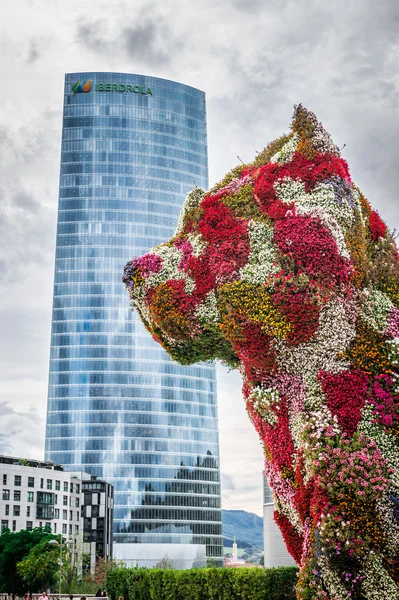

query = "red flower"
[[254, 152, 351, 220], [369, 210, 387, 241], [274, 215, 352, 287], [318, 370, 369, 435], [272, 279, 322, 345], [274, 511, 302, 564]]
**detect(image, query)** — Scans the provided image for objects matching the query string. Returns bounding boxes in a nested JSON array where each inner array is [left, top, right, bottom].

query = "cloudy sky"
[[1, 0, 399, 516]]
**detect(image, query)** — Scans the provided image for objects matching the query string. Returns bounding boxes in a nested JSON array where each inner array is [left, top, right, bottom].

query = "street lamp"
[[48, 538, 63, 597]]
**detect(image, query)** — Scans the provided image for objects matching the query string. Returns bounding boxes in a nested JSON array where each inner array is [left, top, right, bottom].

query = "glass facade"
[[45, 73, 222, 562]]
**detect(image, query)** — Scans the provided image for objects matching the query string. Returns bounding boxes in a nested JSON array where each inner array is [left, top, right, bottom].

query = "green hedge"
[[106, 566, 298, 600]]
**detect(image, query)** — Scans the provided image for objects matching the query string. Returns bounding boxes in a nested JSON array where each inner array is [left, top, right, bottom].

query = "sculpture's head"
[[123, 105, 399, 384]]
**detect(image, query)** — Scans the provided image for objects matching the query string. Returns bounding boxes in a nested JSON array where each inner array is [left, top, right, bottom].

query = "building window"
[[63, 510, 67, 520], [55, 509, 60, 519], [37, 492, 54, 505], [47, 479, 52, 490], [5, 505, 9, 516], [13, 506, 20, 517], [76, 484, 80, 494], [62, 523, 67, 534], [40, 478, 44, 489], [70, 510, 73, 521], [54, 494, 58, 505], [1, 520, 8, 531], [37, 506, 54, 519], [74, 525, 79, 534], [14, 490, 21, 502], [12, 520, 16, 532], [63, 496, 68, 506], [28, 477, 34, 488], [69, 524, 72, 535], [76, 512, 79, 521], [14, 476, 21, 487], [27, 506, 30, 517], [2, 475, 6, 485], [64, 482, 68, 492], [26, 521, 33, 531], [27, 491, 34, 503], [54, 523, 57, 533], [75, 497, 80, 508], [2, 490, 9, 501], [70, 483, 74, 494], [55, 480, 60, 491]]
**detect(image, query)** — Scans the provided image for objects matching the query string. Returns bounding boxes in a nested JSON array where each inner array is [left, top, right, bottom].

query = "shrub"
[[106, 566, 298, 600]]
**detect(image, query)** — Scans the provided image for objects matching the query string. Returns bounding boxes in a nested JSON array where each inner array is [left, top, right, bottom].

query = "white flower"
[[274, 178, 356, 231], [148, 245, 196, 293], [240, 220, 279, 284], [272, 296, 358, 378], [174, 187, 205, 236], [186, 232, 206, 257], [194, 291, 219, 325], [269, 133, 299, 164], [248, 385, 281, 425], [360, 288, 393, 333]]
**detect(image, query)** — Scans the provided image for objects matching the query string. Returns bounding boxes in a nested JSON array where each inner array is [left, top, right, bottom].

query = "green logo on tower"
[[72, 80, 92, 93]]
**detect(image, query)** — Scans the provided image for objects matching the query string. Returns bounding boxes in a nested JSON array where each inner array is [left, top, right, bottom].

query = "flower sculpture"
[[122, 106, 399, 599]]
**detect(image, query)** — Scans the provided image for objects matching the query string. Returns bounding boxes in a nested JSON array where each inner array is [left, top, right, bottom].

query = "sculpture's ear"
[[291, 104, 341, 158]]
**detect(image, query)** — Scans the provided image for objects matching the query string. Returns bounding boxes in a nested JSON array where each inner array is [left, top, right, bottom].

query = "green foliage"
[[154, 558, 174, 570], [17, 536, 61, 592], [84, 556, 122, 588], [221, 184, 266, 221], [253, 134, 292, 166], [106, 567, 136, 600], [0, 527, 57, 595], [209, 164, 247, 194], [106, 566, 298, 600]]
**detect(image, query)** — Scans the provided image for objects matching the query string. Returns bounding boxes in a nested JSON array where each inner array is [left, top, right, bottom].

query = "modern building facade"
[[263, 474, 296, 567], [81, 476, 114, 561], [45, 73, 222, 566]]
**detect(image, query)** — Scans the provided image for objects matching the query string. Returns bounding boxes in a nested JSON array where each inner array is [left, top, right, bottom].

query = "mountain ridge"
[[222, 509, 263, 549]]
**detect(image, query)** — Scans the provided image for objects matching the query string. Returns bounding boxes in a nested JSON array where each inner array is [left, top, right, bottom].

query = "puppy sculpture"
[[123, 106, 399, 599]]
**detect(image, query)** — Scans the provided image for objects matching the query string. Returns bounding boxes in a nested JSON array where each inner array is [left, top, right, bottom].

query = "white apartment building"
[[0, 456, 83, 538], [0, 456, 114, 570]]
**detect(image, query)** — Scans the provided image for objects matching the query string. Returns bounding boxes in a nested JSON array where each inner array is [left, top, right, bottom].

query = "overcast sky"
[[1, 0, 399, 517]]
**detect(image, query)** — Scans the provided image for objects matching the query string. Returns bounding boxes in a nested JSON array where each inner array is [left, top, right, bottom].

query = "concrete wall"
[[263, 504, 296, 568], [113, 542, 207, 569]]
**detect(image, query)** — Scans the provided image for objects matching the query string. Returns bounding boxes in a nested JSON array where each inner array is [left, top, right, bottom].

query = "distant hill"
[[222, 509, 263, 549]]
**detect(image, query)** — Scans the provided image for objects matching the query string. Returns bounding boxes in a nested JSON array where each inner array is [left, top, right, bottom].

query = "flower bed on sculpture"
[[122, 106, 399, 599]]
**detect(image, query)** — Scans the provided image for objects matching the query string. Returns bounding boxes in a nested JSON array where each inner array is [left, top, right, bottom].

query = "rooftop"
[[0, 455, 64, 471]]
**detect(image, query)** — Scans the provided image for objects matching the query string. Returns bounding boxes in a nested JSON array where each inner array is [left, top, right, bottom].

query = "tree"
[[154, 557, 174, 569], [84, 557, 123, 588], [62, 544, 78, 596], [17, 537, 61, 592], [0, 527, 56, 595]]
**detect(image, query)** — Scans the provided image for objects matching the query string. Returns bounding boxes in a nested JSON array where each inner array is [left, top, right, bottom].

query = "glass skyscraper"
[[45, 73, 222, 565]]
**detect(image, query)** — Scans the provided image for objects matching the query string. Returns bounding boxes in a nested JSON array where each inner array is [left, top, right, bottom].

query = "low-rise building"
[[0, 455, 82, 538], [0, 456, 113, 568]]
